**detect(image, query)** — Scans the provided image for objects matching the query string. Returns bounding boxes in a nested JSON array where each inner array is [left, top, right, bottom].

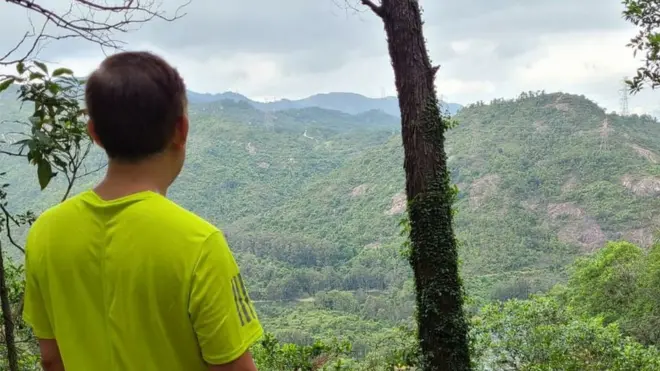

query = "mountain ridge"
[[1, 83, 462, 117], [186, 90, 463, 117]]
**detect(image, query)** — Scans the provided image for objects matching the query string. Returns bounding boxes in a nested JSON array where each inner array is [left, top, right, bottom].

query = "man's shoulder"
[[31, 190, 217, 236], [30, 191, 85, 228], [140, 194, 217, 233], [26, 192, 89, 252]]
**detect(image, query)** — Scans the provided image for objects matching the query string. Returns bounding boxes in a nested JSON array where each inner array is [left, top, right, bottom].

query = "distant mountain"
[[186, 90, 463, 117], [186, 90, 250, 104], [2, 83, 462, 116]]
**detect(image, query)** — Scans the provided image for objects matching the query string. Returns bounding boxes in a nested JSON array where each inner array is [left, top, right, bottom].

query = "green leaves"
[[52, 68, 73, 77], [623, 0, 660, 93], [2, 62, 94, 196], [0, 78, 14, 94], [34, 61, 48, 75], [252, 332, 353, 370], [37, 159, 52, 190], [471, 295, 660, 370], [28, 72, 45, 81]]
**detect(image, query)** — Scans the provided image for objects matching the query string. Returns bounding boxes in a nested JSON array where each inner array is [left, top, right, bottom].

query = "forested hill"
[[219, 91, 660, 301], [2, 90, 660, 354]]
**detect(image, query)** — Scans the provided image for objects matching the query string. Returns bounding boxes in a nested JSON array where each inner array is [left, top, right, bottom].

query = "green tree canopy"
[[623, 0, 660, 92]]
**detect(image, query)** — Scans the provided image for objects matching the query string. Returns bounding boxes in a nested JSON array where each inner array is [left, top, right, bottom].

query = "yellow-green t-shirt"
[[22, 190, 263, 370]]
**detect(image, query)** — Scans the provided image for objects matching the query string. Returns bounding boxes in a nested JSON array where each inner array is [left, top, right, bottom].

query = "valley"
[[3, 89, 660, 365]]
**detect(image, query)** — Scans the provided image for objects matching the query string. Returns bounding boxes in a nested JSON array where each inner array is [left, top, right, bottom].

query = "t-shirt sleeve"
[[22, 244, 54, 339], [188, 231, 263, 365]]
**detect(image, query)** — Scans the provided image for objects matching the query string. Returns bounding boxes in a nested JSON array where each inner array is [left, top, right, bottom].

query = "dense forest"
[[4, 88, 660, 369]]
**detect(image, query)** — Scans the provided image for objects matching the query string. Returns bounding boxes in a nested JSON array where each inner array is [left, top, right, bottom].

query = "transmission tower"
[[619, 79, 630, 116]]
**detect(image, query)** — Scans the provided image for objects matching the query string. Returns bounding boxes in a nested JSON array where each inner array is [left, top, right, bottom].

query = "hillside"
[[3, 90, 660, 354], [226, 91, 660, 300]]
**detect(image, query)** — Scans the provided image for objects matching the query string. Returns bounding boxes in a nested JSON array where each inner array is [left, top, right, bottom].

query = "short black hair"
[[85, 51, 187, 161]]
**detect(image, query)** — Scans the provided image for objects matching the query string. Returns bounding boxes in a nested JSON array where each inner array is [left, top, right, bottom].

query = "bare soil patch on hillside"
[[621, 175, 660, 197], [385, 191, 407, 215], [631, 144, 659, 164]]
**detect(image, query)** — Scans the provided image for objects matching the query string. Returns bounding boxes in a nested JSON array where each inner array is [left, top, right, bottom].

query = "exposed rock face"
[[557, 219, 607, 252], [631, 144, 659, 164], [385, 191, 407, 215], [622, 175, 660, 197], [547, 203, 606, 252], [547, 203, 585, 219]]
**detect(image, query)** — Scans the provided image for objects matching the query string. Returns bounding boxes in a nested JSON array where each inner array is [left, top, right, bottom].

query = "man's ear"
[[87, 120, 104, 148], [173, 115, 189, 150]]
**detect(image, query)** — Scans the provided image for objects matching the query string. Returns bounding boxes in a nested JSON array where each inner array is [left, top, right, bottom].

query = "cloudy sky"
[[1, 0, 657, 114]]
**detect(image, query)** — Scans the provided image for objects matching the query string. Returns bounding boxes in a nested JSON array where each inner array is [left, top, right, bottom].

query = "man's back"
[[23, 190, 263, 370]]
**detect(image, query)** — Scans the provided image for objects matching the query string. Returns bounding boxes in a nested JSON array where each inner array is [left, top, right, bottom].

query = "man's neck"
[[93, 158, 172, 201]]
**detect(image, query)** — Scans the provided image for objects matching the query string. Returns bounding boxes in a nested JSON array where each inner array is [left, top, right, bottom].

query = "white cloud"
[[438, 78, 496, 97], [514, 31, 638, 86], [632, 106, 647, 115], [449, 39, 498, 57], [1, 0, 658, 114]]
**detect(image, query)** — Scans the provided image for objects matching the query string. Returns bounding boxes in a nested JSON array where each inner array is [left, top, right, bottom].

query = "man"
[[22, 51, 263, 370]]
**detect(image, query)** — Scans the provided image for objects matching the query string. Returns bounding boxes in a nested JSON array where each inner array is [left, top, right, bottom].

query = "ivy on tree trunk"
[[362, 0, 471, 369]]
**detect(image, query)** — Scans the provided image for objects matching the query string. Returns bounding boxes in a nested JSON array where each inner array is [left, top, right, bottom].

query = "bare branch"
[[80, 162, 108, 179], [0, 205, 25, 254], [361, 0, 384, 17], [1, 0, 191, 65], [0, 32, 32, 62], [0, 150, 24, 158], [431, 65, 440, 80], [0, 14, 50, 65]]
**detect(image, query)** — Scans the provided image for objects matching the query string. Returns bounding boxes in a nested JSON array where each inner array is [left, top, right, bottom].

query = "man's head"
[[85, 51, 188, 183]]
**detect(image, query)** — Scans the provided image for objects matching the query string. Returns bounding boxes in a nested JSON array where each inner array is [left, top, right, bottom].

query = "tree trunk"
[[0, 241, 19, 371], [363, 0, 471, 369]]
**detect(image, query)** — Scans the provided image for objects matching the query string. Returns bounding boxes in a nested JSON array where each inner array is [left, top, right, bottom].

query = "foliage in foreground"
[[0, 255, 40, 370], [470, 241, 660, 370], [562, 241, 660, 345], [253, 333, 353, 370], [471, 295, 660, 370], [623, 0, 660, 92]]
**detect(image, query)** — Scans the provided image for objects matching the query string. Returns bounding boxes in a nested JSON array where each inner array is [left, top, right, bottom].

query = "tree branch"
[[0, 150, 24, 158], [431, 65, 440, 80], [0, 205, 25, 254], [361, 0, 384, 17], [1, 0, 191, 65], [79, 162, 108, 179]]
